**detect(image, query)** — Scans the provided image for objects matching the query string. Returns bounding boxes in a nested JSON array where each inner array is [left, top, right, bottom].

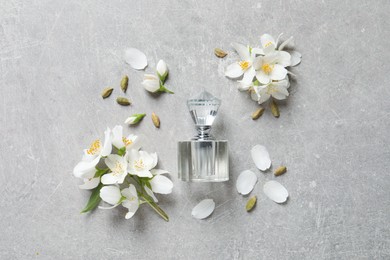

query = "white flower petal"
[[278, 36, 294, 51], [251, 47, 265, 55], [238, 81, 252, 91], [73, 156, 100, 178], [290, 51, 302, 66], [123, 201, 139, 219], [79, 177, 100, 190], [258, 92, 271, 104], [134, 170, 153, 178], [156, 60, 168, 78], [125, 134, 142, 151], [250, 89, 259, 101], [256, 70, 271, 85], [121, 184, 138, 199], [270, 64, 287, 81], [191, 199, 215, 219], [150, 169, 169, 175], [241, 67, 256, 85], [251, 145, 271, 171], [225, 62, 244, 78], [260, 34, 276, 54], [150, 175, 173, 194], [141, 74, 160, 93], [104, 154, 122, 171], [236, 170, 257, 195], [271, 85, 289, 100], [232, 42, 250, 60], [111, 125, 124, 149], [263, 180, 289, 203], [144, 185, 158, 202], [101, 127, 112, 157], [277, 51, 292, 67], [100, 186, 122, 205], [124, 48, 148, 70]]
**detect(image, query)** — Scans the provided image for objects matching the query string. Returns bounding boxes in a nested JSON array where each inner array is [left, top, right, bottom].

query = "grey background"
[[1, 0, 389, 259]]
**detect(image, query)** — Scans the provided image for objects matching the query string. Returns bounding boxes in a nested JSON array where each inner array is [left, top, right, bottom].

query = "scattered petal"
[[251, 145, 272, 171], [236, 170, 257, 195], [124, 48, 147, 70], [191, 199, 215, 219], [263, 180, 289, 203]]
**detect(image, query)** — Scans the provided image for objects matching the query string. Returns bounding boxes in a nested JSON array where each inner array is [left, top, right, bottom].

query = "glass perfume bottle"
[[178, 91, 229, 182]]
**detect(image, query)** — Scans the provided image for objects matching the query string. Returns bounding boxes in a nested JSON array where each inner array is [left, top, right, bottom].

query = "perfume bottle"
[[178, 91, 229, 182]]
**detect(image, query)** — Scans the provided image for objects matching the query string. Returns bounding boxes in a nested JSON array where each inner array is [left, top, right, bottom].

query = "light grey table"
[[1, 0, 389, 259]]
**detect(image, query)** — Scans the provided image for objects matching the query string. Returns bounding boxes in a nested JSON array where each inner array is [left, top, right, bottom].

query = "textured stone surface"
[[1, 0, 389, 259]]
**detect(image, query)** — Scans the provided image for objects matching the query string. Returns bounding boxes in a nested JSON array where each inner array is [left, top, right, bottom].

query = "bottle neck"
[[193, 126, 214, 140]]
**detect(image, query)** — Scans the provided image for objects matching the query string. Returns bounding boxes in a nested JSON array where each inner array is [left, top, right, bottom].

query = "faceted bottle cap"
[[187, 91, 221, 140]]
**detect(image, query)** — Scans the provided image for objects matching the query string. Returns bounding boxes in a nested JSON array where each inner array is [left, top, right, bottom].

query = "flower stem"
[[141, 194, 169, 222], [159, 85, 174, 94]]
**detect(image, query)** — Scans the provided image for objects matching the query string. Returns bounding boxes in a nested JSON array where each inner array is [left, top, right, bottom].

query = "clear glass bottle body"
[[178, 140, 229, 182]]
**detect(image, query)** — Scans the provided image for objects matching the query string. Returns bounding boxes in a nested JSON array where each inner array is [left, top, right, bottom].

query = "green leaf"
[[94, 168, 109, 178], [80, 183, 103, 214], [117, 147, 126, 156]]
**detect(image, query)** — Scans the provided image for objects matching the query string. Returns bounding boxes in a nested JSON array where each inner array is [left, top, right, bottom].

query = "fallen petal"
[[236, 170, 257, 195], [251, 145, 272, 171], [263, 180, 289, 203], [124, 48, 148, 70], [191, 199, 215, 219]]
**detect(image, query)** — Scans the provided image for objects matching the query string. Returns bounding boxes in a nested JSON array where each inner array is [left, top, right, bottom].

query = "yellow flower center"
[[122, 137, 133, 147], [239, 61, 250, 70], [86, 140, 101, 155], [261, 63, 273, 74], [264, 41, 273, 48], [134, 159, 145, 171], [113, 162, 124, 175]]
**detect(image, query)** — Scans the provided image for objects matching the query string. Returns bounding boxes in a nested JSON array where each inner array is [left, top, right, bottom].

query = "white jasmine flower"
[[125, 114, 146, 125], [251, 79, 290, 104], [127, 149, 157, 178], [124, 48, 148, 70], [141, 74, 160, 93], [121, 184, 139, 219], [111, 125, 141, 151], [101, 154, 128, 184], [253, 52, 289, 84], [73, 128, 112, 179], [225, 43, 256, 85], [99, 184, 139, 218], [156, 60, 168, 82], [260, 33, 301, 66]]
